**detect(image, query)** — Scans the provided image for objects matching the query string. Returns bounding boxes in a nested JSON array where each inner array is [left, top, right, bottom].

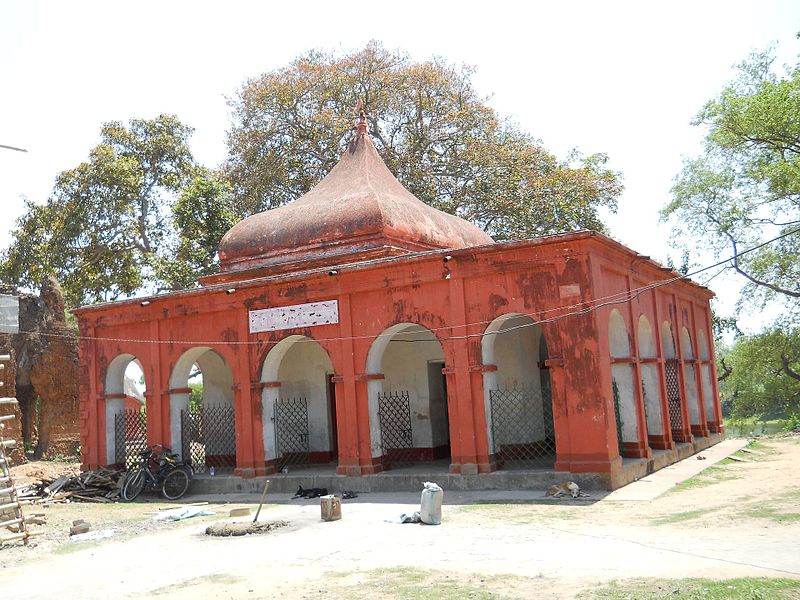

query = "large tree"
[[663, 47, 800, 318], [225, 41, 623, 240], [719, 326, 800, 421], [0, 115, 219, 307]]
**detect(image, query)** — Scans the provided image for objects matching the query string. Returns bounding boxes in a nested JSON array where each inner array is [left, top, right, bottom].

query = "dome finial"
[[355, 101, 367, 137]]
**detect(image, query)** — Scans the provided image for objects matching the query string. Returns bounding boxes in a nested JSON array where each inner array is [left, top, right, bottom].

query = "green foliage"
[[155, 168, 238, 289], [1, 115, 196, 307], [225, 41, 623, 240], [585, 577, 800, 599], [663, 46, 800, 319], [189, 382, 203, 412], [719, 327, 800, 419]]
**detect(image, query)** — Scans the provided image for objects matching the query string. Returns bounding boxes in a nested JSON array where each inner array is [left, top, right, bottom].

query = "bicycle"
[[121, 445, 192, 501]]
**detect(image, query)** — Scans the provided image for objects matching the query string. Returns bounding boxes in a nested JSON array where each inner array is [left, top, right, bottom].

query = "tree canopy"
[[719, 326, 800, 420], [663, 47, 800, 319], [225, 41, 623, 240], [1, 115, 235, 307]]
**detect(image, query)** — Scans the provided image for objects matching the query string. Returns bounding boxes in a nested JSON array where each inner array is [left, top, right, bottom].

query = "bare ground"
[[2, 434, 799, 599]]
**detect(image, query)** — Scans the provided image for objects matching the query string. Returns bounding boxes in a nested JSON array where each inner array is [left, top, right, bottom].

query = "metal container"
[[320, 494, 341, 521]]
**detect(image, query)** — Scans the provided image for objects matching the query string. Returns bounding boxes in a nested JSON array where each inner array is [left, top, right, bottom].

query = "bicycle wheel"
[[122, 468, 146, 501], [161, 468, 190, 500]]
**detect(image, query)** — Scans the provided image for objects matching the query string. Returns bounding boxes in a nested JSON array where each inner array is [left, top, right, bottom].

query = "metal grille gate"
[[181, 405, 236, 473], [114, 408, 147, 469], [378, 390, 414, 467], [274, 397, 310, 470], [611, 379, 625, 457], [664, 360, 684, 437], [489, 386, 556, 469]]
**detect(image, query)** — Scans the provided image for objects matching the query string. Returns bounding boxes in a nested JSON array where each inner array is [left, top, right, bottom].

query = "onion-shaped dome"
[[215, 115, 493, 279]]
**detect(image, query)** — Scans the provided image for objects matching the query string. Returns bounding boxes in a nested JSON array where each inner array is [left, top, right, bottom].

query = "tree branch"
[[781, 353, 800, 382]]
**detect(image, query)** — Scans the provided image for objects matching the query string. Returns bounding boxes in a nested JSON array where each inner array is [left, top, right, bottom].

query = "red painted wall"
[[75, 231, 719, 482]]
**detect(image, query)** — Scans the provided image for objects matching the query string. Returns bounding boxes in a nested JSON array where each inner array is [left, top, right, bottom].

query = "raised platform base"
[[188, 433, 725, 495]]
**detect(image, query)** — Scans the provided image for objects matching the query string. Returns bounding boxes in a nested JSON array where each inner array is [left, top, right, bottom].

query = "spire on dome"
[[355, 101, 367, 137]]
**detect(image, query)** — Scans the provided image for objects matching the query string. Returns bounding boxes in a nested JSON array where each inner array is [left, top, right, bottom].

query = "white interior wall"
[[481, 315, 547, 451], [609, 310, 631, 358], [427, 362, 448, 447], [680, 327, 702, 426], [277, 339, 333, 454], [609, 311, 638, 445], [381, 327, 444, 449], [637, 316, 664, 436], [661, 322, 677, 359], [104, 353, 137, 464], [612, 363, 639, 443], [701, 365, 715, 422]]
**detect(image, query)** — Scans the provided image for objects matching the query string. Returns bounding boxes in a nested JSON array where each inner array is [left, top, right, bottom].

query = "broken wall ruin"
[[6, 277, 80, 459]]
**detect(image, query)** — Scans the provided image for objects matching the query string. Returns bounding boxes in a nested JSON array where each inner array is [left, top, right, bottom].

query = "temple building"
[[75, 115, 723, 489]]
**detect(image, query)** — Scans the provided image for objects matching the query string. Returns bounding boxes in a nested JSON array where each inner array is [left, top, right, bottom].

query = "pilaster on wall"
[[78, 324, 96, 470], [336, 293, 365, 476], [233, 310, 262, 478], [445, 276, 478, 476], [551, 315, 618, 474]]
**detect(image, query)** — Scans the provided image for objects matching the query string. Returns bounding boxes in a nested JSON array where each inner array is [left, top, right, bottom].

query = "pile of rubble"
[[15, 467, 126, 504]]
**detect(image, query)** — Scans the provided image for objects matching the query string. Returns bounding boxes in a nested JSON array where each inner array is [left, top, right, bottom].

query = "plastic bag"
[[419, 481, 443, 525]]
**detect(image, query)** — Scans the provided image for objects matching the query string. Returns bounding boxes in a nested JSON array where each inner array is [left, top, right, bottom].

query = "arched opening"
[[680, 327, 704, 434], [261, 336, 336, 471], [697, 330, 716, 427], [481, 314, 556, 469], [104, 354, 147, 468], [481, 314, 554, 469], [661, 322, 685, 440], [637, 315, 666, 443], [170, 348, 236, 472], [608, 309, 640, 457], [366, 324, 448, 469]]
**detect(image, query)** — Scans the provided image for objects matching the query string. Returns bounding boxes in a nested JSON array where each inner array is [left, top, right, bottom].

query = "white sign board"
[[0, 295, 19, 334], [249, 300, 339, 334]]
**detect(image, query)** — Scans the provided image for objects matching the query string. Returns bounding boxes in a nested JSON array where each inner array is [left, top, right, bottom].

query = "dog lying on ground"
[[292, 485, 329, 499], [545, 481, 588, 498]]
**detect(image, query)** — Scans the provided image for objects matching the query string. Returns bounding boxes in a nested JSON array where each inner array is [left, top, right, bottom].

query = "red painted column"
[[146, 321, 162, 449], [555, 312, 619, 475], [700, 307, 724, 433], [336, 293, 363, 476], [446, 276, 478, 475], [234, 311, 259, 478], [469, 364, 496, 473]]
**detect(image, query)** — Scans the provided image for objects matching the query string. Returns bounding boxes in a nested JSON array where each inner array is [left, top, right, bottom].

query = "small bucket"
[[320, 494, 341, 521]]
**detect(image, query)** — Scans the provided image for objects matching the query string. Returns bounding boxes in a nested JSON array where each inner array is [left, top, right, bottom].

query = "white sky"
[[1, 1, 798, 331]]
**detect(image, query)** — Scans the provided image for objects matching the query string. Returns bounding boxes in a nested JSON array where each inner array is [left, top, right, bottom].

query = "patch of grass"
[[324, 568, 522, 600], [583, 577, 800, 599], [650, 508, 716, 526], [740, 505, 800, 524], [669, 466, 741, 493], [150, 574, 243, 596]]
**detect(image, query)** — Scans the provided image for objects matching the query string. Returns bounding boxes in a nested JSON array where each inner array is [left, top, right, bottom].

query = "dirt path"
[[2, 434, 799, 599]]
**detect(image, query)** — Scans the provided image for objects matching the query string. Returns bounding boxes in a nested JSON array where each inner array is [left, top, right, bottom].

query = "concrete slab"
[[604, 437, 749, 501]]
